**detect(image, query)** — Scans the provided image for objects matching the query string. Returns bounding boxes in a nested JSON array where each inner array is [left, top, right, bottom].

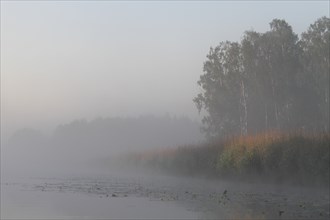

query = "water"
[[1, 173, 329, 219], [1, 175, 199, 219]]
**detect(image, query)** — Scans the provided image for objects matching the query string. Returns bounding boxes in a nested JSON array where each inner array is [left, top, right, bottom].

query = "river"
[[1, 171, 329, 219]]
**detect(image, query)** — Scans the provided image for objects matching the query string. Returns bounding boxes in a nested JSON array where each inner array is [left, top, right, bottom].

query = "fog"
[[2, 115, 203, 176], [1, 0, 327, 172], [1, 1, 329, 219], [1, 1, 328, 140]]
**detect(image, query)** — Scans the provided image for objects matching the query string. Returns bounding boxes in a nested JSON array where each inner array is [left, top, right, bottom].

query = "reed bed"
[[125, 132, 330, 186]]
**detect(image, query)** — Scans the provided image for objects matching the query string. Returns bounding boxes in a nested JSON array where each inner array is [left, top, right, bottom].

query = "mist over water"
[[1, 115, 207, 219], [2, 115, 203, 177], [1, 1, 329, 219]]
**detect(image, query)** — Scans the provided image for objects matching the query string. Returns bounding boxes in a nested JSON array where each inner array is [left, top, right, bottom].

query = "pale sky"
[[1, 1, 329, 138]]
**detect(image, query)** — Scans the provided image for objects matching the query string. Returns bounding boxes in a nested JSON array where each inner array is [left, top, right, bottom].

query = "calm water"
[[1, 175, 199, 219], [1, 173, 329, 219]]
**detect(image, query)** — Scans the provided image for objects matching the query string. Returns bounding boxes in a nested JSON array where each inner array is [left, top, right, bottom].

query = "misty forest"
[[195, 18, 329, 136], [1, 3, 329, 219]]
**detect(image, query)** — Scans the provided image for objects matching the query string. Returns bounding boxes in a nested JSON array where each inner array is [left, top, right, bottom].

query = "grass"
[[123, 131, 330, 186]]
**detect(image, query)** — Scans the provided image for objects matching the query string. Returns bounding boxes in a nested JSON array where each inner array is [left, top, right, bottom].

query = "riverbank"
[[122, 132, 330, 187]]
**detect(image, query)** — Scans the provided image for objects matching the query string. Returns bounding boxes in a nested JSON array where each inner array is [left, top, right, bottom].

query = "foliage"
[[127, 132, 330, 186], [216, 132, 329, 185], [122, 18, 330, 187], [194, 17, 330, 138]]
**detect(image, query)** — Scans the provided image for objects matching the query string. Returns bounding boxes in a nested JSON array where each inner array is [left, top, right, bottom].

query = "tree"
[[194, 42, 243, 138], [300, 17, 330, 132], [194, 17, 329, 138], [257, 19, 300, 131]]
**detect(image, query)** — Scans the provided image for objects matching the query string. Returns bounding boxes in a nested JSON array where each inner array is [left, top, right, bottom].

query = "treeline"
[[52, 115, 203, 153], [6, 115, 203, 163], [126, 132, 330, 186], [4, 115, 203, 174], [194, 17, 329, 138]]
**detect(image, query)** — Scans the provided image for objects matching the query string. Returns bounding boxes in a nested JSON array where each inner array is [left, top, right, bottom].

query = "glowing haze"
[[1, 1, 328, 139]]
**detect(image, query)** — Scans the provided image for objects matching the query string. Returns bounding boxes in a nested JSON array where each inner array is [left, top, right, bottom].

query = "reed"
[[125, 131, 330, 186]]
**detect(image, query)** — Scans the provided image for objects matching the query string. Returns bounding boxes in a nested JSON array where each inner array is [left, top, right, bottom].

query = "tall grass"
[[217, 131, 329, 185], [124, 132, 329, 186]]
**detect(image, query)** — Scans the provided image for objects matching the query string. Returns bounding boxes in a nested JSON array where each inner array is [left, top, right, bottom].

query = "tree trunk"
[[240, 80, 248, 135], [265, 103, 268, 131]]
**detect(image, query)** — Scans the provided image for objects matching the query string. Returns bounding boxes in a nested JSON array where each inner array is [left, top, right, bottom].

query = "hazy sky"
[[1, 1, 328, 138]]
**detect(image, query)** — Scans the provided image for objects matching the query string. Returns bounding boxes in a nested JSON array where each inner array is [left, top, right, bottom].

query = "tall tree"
[[300, 17, 330, 132], [194, 17, 329, 138], [194, 42, 243, 138], [241, 30, 268, 133], [260, 19, 300, 131]]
